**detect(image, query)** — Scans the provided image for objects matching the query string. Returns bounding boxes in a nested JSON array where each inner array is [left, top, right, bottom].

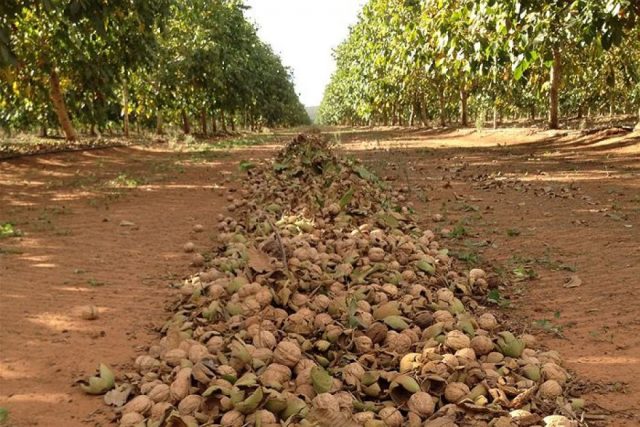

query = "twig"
[[266, 217, 288, 272]]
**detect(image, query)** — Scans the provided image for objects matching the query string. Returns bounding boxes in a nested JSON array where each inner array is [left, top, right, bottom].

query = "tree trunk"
[[48, 68, 77, 141], [230, 112, 235, 132], [420, 100, 428, 126], [460, 89, 468, 127], [409, 104, 415, 127], [90, 122, 97, 137], [438, 92, 446, 127], [211, 111, 217, 133], [549, 47, 561, 129], [182, 109, 190, 134], [39, 125, 47, 137], [201, 109, 207, 136], [220, 110, 227, 132], [493, 105, 498, 129], [156, 110, 164, 135], [123, 80, 130, 137], [530, 104, 536, 120]]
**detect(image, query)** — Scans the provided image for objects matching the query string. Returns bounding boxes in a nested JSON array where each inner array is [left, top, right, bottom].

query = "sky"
[[245, 0, 366, 107]]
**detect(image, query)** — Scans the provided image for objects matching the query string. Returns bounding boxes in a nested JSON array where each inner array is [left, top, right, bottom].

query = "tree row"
[[319, 0, 640, 129], [1, 0, 310, 141]]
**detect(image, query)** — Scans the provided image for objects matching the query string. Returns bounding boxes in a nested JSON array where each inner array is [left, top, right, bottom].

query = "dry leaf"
[[563, 275, 582, 288], [104, 384, 133, 407], [247, 246, 273, 273]]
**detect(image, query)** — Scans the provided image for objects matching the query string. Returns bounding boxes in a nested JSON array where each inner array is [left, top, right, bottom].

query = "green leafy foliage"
[[1, 1, 309, 139], [0, 222, 21, 239], [319, 0, 640, 129]]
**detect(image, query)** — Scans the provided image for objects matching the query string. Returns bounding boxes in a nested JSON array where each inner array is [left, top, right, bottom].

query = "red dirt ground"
[[0, 141, 279, 426], [343, 127, 640, 426], [0, 127, 639, 426]]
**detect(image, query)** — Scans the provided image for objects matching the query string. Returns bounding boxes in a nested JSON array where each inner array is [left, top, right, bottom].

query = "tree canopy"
[[319, 0, 640, 129], [1, 0, 310, 140]]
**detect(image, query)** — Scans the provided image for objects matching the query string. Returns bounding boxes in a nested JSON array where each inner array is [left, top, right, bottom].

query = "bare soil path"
[[340, 127, 640, 426], [0, 138, 283, 426]]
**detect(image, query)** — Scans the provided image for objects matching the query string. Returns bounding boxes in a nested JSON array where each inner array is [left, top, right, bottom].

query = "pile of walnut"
[[113, 135, 582, 427]]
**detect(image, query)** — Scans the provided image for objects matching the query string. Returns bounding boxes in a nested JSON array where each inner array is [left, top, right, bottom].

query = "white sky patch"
[[245, 0, 365, 107]]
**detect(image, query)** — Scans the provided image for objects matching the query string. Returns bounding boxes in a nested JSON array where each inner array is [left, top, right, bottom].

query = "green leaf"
[[239, 160, 256, 171], [416, 260, 435, 274], [273, 162, 288, 172], [383, 315, 410, 331], [377, 213, 399, 229], [354, 165, 377, 182], [339, 187, 355, 209], [311, 366, 333, 394]]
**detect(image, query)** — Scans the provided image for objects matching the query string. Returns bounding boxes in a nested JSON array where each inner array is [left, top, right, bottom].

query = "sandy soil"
[[0, 127, 638, 426]]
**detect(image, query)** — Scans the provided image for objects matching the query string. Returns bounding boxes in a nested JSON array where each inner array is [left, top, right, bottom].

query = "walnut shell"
[[312, 393, 340, 412], [135, 355, 160, 372], [80, 305, 99, 320], [169, 367, 192, 402], [150, 402, 173, 420], [246, 410, 277, 425], [542, 363, 569, 384], [119, 412, 144, 427], [407, 391, 435, 417], [342, 362, 365, 386], [477, 313, 498, 330], [148, 384, 170, 403], [260, 363, 291, 387], [253, 330, 277, 349], [470, 335, 494, 355], [385, 331, 412, 353], [273, 341, 302, 367], [122, 395, 153, 415], [445, 330, 471, 351], [539, 380, 563, 399], [444, 382, 470, 403], [379, 407, 403, 427], [368, 247, 385, 262], [188, 343, 209, 364], [163, 348, 187, 366], [354, 335, 373, 353], [220, 409, 245, 426], [178, 394, 203, 415], [206, 336, 225, 354]]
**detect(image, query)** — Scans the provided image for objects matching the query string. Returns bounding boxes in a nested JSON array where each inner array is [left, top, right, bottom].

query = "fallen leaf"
[[563, 275, 582, 288], [247, 246, 273, 273], [104, 384, 133, 407]]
